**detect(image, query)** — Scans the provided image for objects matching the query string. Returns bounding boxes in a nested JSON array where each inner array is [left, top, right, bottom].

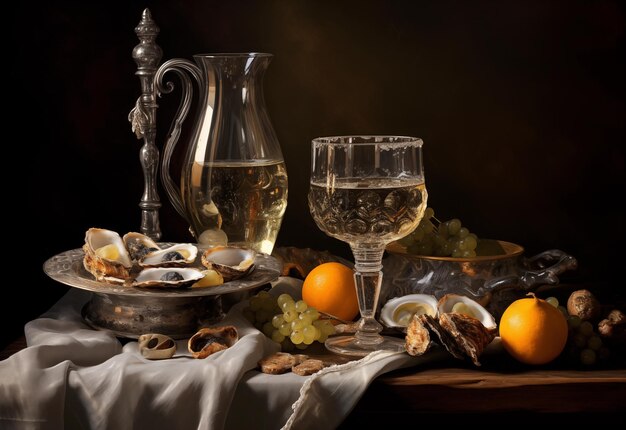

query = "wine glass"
[[308, 136, 427, 356]]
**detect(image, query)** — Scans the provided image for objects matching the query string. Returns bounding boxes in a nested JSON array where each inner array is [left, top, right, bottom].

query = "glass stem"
[[350, 244, 385, 346]]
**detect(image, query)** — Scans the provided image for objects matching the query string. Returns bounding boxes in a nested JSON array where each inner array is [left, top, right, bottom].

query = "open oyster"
[[380, 294, 439, 329], [122, 232, 160, 261], [140, 243, 198, 267], [83, 228, 133, 283], [133, 267, 204, 288], [188, 326, 238, 359], [438, 294, 497, 330], [201, 247, 256, 281]]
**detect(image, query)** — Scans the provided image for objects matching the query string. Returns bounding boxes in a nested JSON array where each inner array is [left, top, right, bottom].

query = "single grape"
[[320, 320, 336, 336], [587, 336, 603, 351], [295, 300, 308, 313], [568, 315, 582, 328], [249, 296, 262, 311], [304, 308, 320, 321], [424, 207, 435, 219], [457, 227, 469, 239], [295, 343, 309, 350], [261, 297, 277, 312], [572, 333, 587, 348], [262, 322, 274, 337], [303, 326, 317, 344], [291, 319, 305, 331], [272, 314, 285, 328], [448, 219, 461, 236], [279, 322, 291, 336], [461, 235, 477, 251], [545, 297, 559, 308], [277, 293, 294, 308], [283, 310, 298, 323], [256, 309, 272, 323], [257, 290, 271, 300], [271, 330, 285, 343], [281, 301, 296, 313], [290, 330, 304, 345], [578, 321, 594, 337], [299, 313, 313, 325], [580, 348, 596, 365]]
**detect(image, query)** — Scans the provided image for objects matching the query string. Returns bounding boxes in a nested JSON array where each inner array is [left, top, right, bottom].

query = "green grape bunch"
[[546, 296, 611, 367], [242, 291, 336, 352], [398, 207, 479, 258]]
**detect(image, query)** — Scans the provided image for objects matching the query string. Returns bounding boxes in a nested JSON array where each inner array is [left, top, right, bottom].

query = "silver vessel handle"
[[154, 58, 203, 225]]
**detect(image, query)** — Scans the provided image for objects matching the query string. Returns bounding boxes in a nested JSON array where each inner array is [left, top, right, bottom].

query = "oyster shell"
[[380, 294, 439, 328], [405, 313, 432, 356], [201, 246, 256, 281], [439, 312, 496, 366], [438, 294, 497, 330], [83, 228, 133, 283], [140, 243, 198, 267], [405, 312, 497, 366], [138, 333, 176, 360], [133, 267, 204, 288], [123, 232, 160, 261], [188, 326, 238, 359]]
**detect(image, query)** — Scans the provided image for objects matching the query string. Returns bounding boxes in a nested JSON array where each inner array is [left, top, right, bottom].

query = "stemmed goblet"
[[308, 136, 427, 356]]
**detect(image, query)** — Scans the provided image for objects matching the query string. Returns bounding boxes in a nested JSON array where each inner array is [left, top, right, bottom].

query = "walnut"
[[567, 289, 601, 321], [598, 309, 626, 342]]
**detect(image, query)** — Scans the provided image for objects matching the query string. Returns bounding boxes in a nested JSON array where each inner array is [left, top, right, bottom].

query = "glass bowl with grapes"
[[382, 207, 578, 316]]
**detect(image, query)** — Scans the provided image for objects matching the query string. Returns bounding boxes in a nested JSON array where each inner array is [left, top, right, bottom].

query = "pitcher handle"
[[519, 249, 578, 288], [154, 58, 203, 225]]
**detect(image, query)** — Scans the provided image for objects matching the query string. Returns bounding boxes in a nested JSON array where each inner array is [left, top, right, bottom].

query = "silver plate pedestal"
[[44, 248, 282, 339]]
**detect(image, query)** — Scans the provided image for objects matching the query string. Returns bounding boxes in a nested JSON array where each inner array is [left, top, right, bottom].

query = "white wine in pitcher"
[[185, 160, 288, 254]]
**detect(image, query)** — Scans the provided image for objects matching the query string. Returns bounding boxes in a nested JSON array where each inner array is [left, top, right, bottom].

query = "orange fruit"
[[499, 293, 568, 365], [302, 262, 359, 322]]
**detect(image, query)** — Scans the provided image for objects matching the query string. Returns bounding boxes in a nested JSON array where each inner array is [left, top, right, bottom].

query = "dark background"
[[6, 0, 624, 349]]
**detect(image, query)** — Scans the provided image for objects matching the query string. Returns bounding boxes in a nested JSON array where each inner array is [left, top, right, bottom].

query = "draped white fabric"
[[0, 278, 439, 430]]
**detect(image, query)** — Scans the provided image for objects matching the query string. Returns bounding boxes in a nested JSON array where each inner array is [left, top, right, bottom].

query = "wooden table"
[[4, 336, 625, 427]]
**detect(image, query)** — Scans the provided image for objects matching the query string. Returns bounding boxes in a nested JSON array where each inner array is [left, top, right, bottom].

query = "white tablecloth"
[[0, 278, 443, 430]]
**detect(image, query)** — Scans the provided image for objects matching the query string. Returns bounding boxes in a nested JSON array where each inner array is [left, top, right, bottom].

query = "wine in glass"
[[308, 136, 427, 356]]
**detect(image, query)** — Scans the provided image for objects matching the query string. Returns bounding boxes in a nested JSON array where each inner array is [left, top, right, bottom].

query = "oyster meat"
[[138, 333, 176, 360], [140, 243, 198, 267], [83, 228, 133, 283], [133, 267, 204, 288], [122, 232, 160, 261], [188, 326, 238, 359], [201, 246, 256, 281], [380, 294, 439, 329]]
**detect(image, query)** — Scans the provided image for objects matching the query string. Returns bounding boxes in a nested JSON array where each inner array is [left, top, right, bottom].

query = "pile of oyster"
[[82, 228, 256, 288], [380, 293, 497, 366]]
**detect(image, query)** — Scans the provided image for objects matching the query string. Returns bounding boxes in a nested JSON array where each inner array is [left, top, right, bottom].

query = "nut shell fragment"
[[138, 333, 176, 360], [188, 326, 238, 359]]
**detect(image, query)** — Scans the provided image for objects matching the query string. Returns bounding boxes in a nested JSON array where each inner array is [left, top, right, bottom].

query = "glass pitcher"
[[155, 53, 288, 254]]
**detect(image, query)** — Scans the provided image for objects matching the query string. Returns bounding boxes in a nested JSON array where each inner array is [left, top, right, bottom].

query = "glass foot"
[[325, 335, 406, 357]]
